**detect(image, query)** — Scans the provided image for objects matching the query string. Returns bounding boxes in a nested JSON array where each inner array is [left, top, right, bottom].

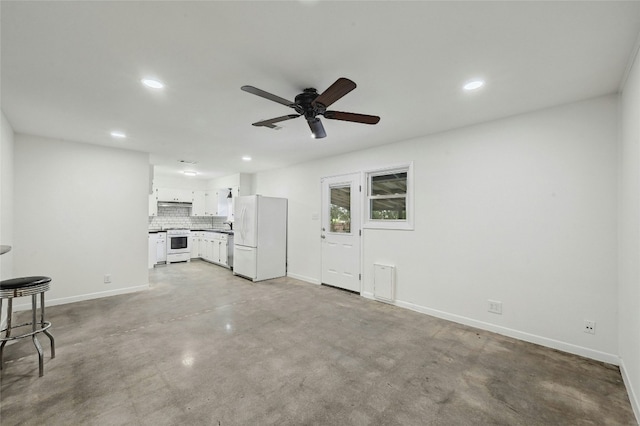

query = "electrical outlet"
[[584, 320, 596, 334], [488, 300, 502, 315], [104, 274, 111, 284]]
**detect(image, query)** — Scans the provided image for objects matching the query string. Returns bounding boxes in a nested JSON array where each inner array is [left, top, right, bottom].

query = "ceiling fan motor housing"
[[294, 88, 326, 120]]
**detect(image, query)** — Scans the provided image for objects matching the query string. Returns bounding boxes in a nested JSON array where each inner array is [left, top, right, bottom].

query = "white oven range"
[[166, 229, 191, 264]]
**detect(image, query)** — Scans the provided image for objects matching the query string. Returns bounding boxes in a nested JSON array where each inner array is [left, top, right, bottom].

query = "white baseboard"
[[287, 272, 320, 285], [620, 358, 640, 424], [395, 299, 619, 365], [11, 284, 149, 311], [362, 293, 620, 366]]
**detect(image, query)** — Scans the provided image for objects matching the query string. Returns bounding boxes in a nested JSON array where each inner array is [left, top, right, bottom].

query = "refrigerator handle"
[[241, 206, 246, 241]]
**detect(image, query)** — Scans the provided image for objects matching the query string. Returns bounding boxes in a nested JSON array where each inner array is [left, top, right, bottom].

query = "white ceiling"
[[2, 1, 639, 179]]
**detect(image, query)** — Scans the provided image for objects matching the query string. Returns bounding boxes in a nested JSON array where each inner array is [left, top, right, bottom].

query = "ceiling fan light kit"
[[241, 77, 380, 139]]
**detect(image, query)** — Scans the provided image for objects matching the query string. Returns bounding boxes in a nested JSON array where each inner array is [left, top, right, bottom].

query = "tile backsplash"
[[148, 205, 229, 231]]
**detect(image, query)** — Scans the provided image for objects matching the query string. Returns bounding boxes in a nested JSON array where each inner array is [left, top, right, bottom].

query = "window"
[[364, 163, 413, 230], [329, 185, 351, 233]]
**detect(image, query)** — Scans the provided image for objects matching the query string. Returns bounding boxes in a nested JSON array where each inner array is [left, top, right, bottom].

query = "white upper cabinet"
[[191, 190, 206, 216], [200, 188, 235, 217], [217, 189, 230, 217], [149, 192, 158, 216], [156, 187, 192, 203], [204, 191, 217, 216]]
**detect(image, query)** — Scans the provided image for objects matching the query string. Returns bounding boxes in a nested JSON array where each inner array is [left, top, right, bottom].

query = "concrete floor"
[[0, 261, 636, 425]]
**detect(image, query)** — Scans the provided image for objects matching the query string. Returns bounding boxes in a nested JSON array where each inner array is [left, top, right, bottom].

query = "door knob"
[[321, 235, 325, 239]]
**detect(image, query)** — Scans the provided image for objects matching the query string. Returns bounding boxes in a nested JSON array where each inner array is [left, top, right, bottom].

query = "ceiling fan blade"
[[241, 85, 295, 107], [312, 77, 357, 108], [308, 118, 326, 139], [324, 110, 380, 125], [252, 114, 300, 128]]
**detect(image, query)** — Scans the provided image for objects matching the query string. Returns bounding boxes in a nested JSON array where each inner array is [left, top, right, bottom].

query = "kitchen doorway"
[[321, 173, 361, 292]]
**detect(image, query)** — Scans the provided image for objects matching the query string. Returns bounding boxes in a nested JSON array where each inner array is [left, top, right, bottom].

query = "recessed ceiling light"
[[463, 80, 485, 91], [183, 171, 198, 176], [141, 78, 164, 89], [242, 156, 252, 161], [110, 131, 126, 139]]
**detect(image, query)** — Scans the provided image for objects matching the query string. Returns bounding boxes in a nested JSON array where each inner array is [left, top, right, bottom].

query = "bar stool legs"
[[41, 292, 55, 359], [0, 277, 55, 377], [0, 298, 12, 370]]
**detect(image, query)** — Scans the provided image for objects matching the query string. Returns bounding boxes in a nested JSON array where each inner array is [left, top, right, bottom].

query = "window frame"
[[363, 162, 414, 230]]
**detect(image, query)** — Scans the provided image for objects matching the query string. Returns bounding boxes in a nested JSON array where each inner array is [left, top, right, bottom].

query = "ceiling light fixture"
[[242, 156, 252, 161], [463, 79, 485, 91], [110, 131, 126, 139], [183, 171, 197, 176], [141, 78, 164, 89]]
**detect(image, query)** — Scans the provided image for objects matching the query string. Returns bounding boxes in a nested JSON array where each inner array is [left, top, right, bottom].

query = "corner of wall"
[[621, 359, 640, 424], [0, 110, 15, 281], [618, 30, 640, 424], [0, 110, 15, 331]]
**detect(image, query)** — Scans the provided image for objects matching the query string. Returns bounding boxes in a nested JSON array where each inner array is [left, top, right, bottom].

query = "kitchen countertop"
[[148, 229, 233, 235], [197, 229, 234, 235]]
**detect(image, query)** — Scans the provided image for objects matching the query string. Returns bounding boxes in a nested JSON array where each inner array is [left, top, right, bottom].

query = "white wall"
[[255, 95, 620, 364], [619, 45, 640, 420], [13, 134, 150, 307], [0, 111, 14, 280], [207, 173, 254, 195], [153, 174, 208, 191], [152, 172, 254, 195]]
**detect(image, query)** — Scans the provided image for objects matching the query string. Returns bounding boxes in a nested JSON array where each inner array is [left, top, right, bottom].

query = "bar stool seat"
[[0, 276, 55, 377]]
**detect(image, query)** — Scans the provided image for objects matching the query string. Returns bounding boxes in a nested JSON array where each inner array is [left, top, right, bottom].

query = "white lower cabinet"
[[198, 231, 231, 268], [201, 234, 211, 261], [211, 236, 220, 263], [190, 232, 201, 259], [148, 233, 158, 269], [219, 241, 228, 267], [156, 232, 167, 264], [149, 230, 232, 268]]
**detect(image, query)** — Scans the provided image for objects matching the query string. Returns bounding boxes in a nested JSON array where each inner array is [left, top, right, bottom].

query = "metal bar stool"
[[0, 276, 55, 377]]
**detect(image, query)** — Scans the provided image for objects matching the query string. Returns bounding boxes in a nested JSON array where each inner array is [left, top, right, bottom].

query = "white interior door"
[[321, 173, 361, 292]]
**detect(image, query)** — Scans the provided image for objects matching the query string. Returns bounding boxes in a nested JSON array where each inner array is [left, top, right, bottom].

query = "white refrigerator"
[[233, 195, 287, 281]]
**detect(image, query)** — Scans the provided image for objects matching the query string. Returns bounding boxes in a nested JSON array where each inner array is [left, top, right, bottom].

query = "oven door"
[[168, 235, 189, 254]]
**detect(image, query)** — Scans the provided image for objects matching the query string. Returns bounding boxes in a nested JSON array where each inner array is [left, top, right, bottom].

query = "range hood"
[[157, 201, 192, 208]]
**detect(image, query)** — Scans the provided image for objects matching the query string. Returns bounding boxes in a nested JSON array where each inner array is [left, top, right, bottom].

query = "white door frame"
[[320, 172, 362, 293]]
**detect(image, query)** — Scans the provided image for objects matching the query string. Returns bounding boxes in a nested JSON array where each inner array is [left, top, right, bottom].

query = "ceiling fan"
[[241, 77, 380, 139]]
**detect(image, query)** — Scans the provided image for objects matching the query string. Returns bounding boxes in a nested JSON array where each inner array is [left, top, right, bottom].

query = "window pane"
[[371, 172, 407, 196], [330, 186, 351, 233], [370, 198, 406, 220]]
